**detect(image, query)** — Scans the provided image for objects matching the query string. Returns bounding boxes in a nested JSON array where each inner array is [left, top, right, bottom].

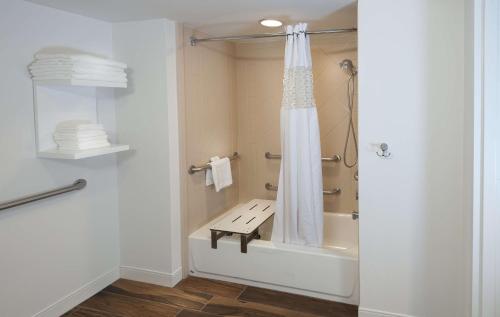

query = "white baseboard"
[[33, 267, 120, 317], [120, 265, 183, 287], [358, 307, 416, 317]]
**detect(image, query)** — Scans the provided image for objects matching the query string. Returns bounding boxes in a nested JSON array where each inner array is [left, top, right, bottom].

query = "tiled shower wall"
[[183, 31, 358, 236], [235, 34, 358, 213], [182, 28, 239, 233]]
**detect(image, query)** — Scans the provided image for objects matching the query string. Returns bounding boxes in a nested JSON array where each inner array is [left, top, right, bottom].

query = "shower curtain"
[[272, 23, 323, 247]]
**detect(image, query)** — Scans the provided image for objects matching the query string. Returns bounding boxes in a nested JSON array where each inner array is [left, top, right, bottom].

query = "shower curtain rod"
[[190, 27, 357, 46]]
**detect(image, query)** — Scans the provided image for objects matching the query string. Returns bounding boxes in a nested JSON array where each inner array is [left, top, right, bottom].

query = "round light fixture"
[[259, 19, 283, 28]]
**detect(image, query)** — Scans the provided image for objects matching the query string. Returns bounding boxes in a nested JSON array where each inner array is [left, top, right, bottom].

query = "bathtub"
[[188, 203, 359, 304]]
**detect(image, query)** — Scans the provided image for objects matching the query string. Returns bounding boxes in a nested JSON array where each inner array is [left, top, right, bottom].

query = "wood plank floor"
[[63, 277, 358, 317]]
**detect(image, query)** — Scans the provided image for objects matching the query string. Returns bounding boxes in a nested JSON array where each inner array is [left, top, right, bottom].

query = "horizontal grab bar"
[[0, 179, 87, 212], [265, 183, 341, 196], [188, 152, 239, 174], [265, 152, 341, 162]]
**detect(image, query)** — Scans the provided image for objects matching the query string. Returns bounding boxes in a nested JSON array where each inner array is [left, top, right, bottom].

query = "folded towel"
[[53, 130, 107, 139], [29, 67, 126, 77], [55, 120, 104, 131], [209, 157, 233, 192], [29, 63, 126, 73], [54, 135, 108, 143], [34, 53, 127, 69], [205, 156, 219, 186], [32, 74, 128, 83]]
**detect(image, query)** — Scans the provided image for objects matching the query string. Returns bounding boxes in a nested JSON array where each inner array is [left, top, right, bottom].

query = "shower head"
[[339, 59, 357, 77]]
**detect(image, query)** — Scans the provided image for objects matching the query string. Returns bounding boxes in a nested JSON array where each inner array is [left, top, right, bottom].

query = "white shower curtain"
[[272, 23, 324, 247]]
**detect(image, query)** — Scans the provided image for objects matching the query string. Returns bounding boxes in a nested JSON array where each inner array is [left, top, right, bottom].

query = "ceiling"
[[26, 0, 357, 36]]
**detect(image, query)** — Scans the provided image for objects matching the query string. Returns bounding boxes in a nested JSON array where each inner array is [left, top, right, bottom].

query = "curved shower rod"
[[190, 27, 357, 46]]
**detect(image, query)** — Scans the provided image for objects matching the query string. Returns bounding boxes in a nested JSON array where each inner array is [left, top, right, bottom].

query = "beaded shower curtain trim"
[[282, 66, 315, 109]]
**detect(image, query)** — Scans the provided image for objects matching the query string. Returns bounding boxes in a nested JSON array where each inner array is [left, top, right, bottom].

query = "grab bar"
[[265, 183, 341, 195], [265, 152, 341, 162], [188, 152, 239, 174], [0, 179, 87, 212]]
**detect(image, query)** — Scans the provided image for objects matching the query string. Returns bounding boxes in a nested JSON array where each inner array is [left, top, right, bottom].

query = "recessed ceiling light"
[[259, 19, 283, 28]]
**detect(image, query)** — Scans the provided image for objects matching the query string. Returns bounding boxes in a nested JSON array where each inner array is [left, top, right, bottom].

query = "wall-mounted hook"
[[377, 143, 391, 158]]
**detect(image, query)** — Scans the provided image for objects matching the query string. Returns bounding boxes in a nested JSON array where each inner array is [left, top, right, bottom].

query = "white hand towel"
[[205, 156, 219, 186], [34, 53, 127, 69], [209, 157, 233, 192], [32, 74, 128, 83], [53, 130, 107, 139], [29, 64, 126, 74], [55, 120, 104, 131]]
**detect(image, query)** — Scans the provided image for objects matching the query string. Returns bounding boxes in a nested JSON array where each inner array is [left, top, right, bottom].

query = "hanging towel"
[[205, 156, 219, 186], [209, 157, 233, 192]]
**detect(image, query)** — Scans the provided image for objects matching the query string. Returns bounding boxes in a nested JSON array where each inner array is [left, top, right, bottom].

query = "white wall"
[[0, 2, 119, 317], [358, 1, 468, 316], [113, 19, 182, 286]]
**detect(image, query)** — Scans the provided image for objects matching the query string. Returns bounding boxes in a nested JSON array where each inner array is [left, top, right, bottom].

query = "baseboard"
[[120, 265, 183, 287], [358, 307, 416, 317], [33, 267, 120, 317]]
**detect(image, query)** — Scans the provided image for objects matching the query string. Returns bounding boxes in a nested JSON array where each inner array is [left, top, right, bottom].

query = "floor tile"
[[79, 291, 180, 317], [203, 296, 317, 317], [105, 279, 210, 310], [176, 309, 219, 317], [175, 276, 246, 299], [238, 286, 357, 317]]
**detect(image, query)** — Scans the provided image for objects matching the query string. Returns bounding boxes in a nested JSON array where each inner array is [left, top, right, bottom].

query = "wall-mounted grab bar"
[[265, 152, 341, 162], [265, 183, 341, 195], [188, 152, 239, 174], [0, 179, 87, 212]]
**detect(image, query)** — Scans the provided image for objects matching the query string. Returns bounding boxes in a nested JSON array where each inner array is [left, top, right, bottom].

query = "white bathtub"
[[188, 204, 359, 304]]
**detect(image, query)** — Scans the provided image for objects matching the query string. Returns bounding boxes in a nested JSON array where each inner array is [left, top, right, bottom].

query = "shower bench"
[[210, 199, 275, 253]]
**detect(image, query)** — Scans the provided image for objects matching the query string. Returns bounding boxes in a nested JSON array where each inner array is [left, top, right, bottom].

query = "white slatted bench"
[[210, 199, 275, 253]]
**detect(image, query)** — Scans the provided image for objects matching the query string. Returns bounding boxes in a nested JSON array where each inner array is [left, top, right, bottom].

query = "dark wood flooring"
[[63, 276, 358, 317]]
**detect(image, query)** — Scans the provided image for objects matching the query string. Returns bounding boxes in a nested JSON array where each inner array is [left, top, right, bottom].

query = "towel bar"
[[265, 152, 341, 162], [0, 179, 87, 212], [265, 183, 341, 195], [188, 152, 239, 174]]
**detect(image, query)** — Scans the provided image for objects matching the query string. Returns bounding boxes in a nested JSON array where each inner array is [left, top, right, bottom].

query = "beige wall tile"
[[183, 32, 358, 235], [235, 38, 358, 213]]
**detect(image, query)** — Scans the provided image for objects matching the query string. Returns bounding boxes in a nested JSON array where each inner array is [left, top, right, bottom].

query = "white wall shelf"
[[34, 79, 127, 88], [32, 80, 130, 160], [38, 144, 130, 160]]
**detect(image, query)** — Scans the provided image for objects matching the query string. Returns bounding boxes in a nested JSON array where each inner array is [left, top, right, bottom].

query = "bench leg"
[[211, 230, 228, 249], [240, 229, 260, 253]]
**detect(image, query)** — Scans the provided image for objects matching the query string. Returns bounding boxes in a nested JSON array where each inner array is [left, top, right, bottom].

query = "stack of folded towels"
[[53, 120, 110, 151], [29, 53, 127, 85]]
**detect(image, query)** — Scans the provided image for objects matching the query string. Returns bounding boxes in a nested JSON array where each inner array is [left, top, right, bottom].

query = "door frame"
[[471, 0, 500, 316]]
